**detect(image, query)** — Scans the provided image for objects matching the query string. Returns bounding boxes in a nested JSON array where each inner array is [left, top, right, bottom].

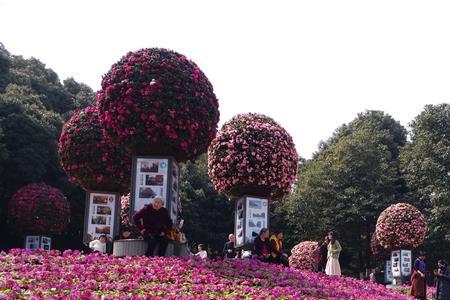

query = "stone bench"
[[113, 239, 191, 257]]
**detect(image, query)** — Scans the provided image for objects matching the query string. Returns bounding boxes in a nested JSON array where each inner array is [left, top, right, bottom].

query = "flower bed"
[[7, 183, 70, 235], [58, 106, 131, 193], [0, 249, 407, 299], [98, 48, 219, 162], [289, 241, 318, 271], [375, 203, 427, 250], [208, 113, 298, 199]]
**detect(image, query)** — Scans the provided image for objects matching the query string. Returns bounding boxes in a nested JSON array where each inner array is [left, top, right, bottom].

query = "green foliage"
[[275, 111, 407, 274], [0, 44, 95, 248], [400, 104, 450, 256], [180, 154, 234, 256]]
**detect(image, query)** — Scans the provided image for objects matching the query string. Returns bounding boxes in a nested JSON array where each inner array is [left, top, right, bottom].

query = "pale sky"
[[1, 0, 450, 159]]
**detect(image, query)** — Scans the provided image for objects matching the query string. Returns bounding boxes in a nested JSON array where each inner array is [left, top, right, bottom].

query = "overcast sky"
[[1, 0, 450, 158]]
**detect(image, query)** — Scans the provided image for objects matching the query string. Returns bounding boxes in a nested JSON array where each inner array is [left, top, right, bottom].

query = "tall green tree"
[[0, 44, 95, 249], [180, 154, 234, 257], [275, 111, 407, 274], [401, 104, 450, 254]]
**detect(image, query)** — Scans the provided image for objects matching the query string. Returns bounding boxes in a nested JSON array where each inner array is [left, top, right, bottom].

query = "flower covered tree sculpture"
[[98, 48, 220, 162], [375, 202, 427, 284], [208, 113, 298, 199], [58, 106, 131, 193], [208, 113, 298, 247], [375, 203, 427, 251], [8, 183, 71, 236], [289, 241, 318, 271]]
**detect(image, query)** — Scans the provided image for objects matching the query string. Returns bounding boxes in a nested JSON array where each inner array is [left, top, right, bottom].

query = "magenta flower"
[[208, 113, 298, 200], [58, 106, 131, 193], [289, 241, 318, 271], [375, 203, 427, 250], [7, 183, 70, 235], [98, 48, 220, 162]]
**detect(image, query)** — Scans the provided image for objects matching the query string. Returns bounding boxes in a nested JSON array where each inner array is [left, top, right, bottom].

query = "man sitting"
[[133, 196, 173, 257]]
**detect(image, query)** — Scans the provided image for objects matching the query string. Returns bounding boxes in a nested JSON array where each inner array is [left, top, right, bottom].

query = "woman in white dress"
[[325, 231, 342, 276]]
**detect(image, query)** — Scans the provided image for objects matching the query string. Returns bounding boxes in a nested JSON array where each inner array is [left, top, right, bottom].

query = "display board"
[[130, 156, 179, 224], [235, 198, 245, 247], [385, 260, 393, 284], [391, 250, 401, 277], [234, 196, 269, 248], [83, 191, 120, 245], [400, 250, 412, 276], [245, 197, 269, 244], [25, 236, 51, 251]]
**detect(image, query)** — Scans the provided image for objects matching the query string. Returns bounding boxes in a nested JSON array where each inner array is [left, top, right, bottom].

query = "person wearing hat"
[[410, 251, 427, 300], [133, 196, 173, 257]]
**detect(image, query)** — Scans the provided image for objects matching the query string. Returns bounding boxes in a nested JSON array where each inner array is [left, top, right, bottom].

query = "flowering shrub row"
[[7, 183, 70, 235], [375, 203, 427, 250], [208, 113, 298, 200], [58, 106, 131, 193], [98, 48, 219, 162], [0, 249, 407, 299]]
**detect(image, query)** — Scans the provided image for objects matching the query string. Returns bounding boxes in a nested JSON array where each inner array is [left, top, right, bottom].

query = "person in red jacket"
[[133, 196, 173, 257]]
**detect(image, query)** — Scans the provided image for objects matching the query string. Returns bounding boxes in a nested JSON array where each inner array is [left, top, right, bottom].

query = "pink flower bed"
[[208, 113, 298, 199], [289, 241, 318, 271], [98, 48, 219, 162], [0, 249, 406, 299], [7, 183, 70, 235], [58, 106, 131, 193], [375, 203, 427, 250]]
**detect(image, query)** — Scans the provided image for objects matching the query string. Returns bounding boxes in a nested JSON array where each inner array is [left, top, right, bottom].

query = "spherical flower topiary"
[[289, 241, 318, 270], [98, 48, 220, 162], [208, 113, 298, 199], [371, 233, 389, 258], [375, 203, 427, 250], [8, 183, 70, 235], [58, 106, 131, 193]]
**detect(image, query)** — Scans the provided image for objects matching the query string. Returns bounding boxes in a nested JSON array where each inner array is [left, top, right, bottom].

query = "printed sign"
[[235, 198, 245, 247], [400, 250, 412, 276], [24, 236, 51, 251], [133, 158, 168, 213], [385, 260, 393, 283], [169, 162, 179, 224], [25, 236, 41, 250], [245, 197, 268, 244], [84, 192, 119, 244], [391, 250, 401, 277]]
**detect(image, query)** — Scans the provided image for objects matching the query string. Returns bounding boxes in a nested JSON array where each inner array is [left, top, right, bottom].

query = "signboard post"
[[83, 191, 120, 245], [390, 249, 412, 285], [385, 260, 393, 284], [130, 156, 180, 224], [25, 236, 52, 251], [234, 196, 269, 248]]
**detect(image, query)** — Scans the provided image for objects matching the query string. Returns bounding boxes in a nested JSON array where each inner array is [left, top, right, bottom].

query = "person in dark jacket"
[[434, 259, 450, 300], [410, 252, 427, 300], [133, 197, 173, 257], [223, 234, 237, 259], [316, 236, 329, 272], [253, 228, 271, 262]]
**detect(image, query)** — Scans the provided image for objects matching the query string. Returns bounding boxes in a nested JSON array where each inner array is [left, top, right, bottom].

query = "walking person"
[[434, 259, 450, 300], [253, 228, 271, 262], [223, 234, 237, 259], [133, 196, 173, 257], [325, 231, 342, 276], [269, 231, 289, 266], [410, 252, 427, 300]]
